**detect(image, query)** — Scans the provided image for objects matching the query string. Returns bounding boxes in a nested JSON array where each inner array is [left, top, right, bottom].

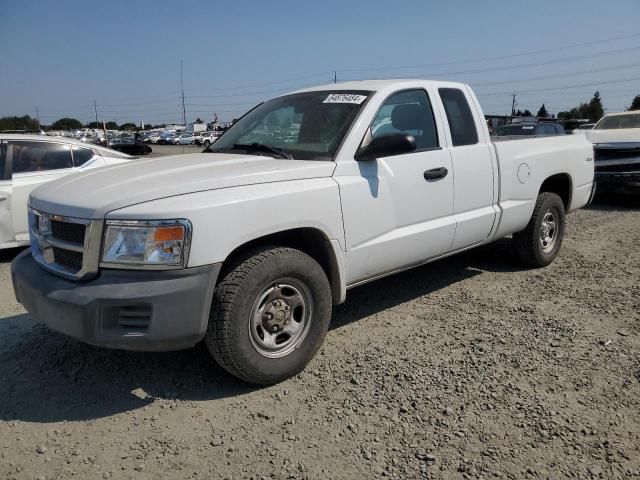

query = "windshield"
[[496, 124, 536, 136], [208, 90, 371, 160], [595, 113, 640, 130]]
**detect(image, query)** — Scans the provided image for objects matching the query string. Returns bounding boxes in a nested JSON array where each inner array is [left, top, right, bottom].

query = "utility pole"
[[333, 71, 337, 84], [94, 100, 99, 129], [180, 58, 187, 127], [35, 106, 40, 131], [511, 93, 517, 117]]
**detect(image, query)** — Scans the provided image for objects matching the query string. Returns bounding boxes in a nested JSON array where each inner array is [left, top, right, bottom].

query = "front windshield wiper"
[[231, 143, 293, 159]]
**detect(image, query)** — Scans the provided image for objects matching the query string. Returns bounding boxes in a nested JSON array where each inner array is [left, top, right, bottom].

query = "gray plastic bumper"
[[11, 249, 221, 351]]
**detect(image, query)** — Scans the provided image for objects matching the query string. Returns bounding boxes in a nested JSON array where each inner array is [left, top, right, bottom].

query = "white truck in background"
[[11, 79, 595, 385]]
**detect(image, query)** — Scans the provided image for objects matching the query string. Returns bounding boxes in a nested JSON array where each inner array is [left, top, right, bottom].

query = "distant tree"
[[522, 109, 532, 117], [119, 122, 137, 131], [50, 117, 83, 130], [587, 91, 604, 121], [514, 109, 523, 117], [105, 121, 118, 130], [0, 115, 40, 131], [537, 104, 549, 118], [194, 117, 204, 124], [557, 91, 605, 122], [628, 95, 640, 111]]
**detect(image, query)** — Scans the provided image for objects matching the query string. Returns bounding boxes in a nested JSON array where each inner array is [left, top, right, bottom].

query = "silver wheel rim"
[[539, 210, 558, 253], [249, 279, 312, 358]]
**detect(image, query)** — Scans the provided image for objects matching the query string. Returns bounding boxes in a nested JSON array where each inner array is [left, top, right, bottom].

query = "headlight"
[[101, 219, 191, 268]]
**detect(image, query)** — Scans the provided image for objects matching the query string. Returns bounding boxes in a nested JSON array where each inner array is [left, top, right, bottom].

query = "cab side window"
[[438, 88, 479, 146], [72, 146, 94, 166], [371, 89, 439, 150], [9, 141, 73, 174]]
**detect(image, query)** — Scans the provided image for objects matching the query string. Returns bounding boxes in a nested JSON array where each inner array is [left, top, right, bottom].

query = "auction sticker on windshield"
[[323, 94, 367, 104]]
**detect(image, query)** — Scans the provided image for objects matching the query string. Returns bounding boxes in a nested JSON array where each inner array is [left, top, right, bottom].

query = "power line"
[[337, 32, 640, 73], [342, 45, 640, 82], [472, 62, 640, 87], [477, 75, 640, 97]]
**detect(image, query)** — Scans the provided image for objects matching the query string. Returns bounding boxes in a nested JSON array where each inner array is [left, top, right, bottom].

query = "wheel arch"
[[221, 227, 346, 305], [539, 172, 572, 211]]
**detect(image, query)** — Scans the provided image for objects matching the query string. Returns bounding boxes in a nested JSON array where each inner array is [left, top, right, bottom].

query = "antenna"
[[181, 58, 187, 127]]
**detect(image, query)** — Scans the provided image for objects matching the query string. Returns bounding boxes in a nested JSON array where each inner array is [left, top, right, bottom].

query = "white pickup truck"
[[11, 80, 595, 385]]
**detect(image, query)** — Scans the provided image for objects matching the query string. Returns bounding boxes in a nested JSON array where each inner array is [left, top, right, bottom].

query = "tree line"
[[0, 116, 168, 132]]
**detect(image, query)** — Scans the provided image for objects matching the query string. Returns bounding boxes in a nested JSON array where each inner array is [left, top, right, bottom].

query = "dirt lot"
[[1, 194, 639, 480]]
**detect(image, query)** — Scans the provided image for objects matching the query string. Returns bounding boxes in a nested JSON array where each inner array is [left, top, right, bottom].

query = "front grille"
[[51, 220, 86, 245], [30, 209, 96, 280], [52, 247, 83, 271]]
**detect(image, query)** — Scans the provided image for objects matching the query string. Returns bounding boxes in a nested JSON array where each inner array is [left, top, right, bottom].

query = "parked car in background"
[[495, 122, 565, 137], [108, 136, 152, 155], [196, 131, 222, 146], [157, 133, 177, 145], [146, 133, 162, 144], [0, 134, 135, 249], [177, 132, 197, 145], [572, 123, 596, 134], [587, 111, 640, 193], [11, 79, 594, 385]]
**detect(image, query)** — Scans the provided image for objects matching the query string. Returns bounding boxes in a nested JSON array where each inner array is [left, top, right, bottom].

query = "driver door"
[[336, 89, 456, 285]]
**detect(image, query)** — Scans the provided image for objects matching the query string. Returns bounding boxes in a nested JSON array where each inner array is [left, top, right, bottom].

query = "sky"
[[1, 0, 639, 126]]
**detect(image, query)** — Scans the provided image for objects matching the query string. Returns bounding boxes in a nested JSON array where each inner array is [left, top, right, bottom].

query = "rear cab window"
[[438, 88, 479, 146]]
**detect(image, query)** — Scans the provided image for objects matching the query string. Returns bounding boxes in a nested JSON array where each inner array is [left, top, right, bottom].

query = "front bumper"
[[11, 250, 221, 351]]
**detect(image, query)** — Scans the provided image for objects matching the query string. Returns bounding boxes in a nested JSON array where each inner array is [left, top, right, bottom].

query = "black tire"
[[512, 192, 565, 267], [204, 140, 210, 147], [205, 246, 332, 385]]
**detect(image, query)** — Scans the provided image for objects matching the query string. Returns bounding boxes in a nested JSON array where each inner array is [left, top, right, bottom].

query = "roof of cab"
[[288, 78, 471, 95]]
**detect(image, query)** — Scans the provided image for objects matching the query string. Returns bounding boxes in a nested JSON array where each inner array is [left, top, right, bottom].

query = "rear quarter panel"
[[492, 135, 593, 238]]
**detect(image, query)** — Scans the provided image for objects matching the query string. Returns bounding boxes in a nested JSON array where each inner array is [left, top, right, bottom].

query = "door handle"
[[423, 167, 448, 181]]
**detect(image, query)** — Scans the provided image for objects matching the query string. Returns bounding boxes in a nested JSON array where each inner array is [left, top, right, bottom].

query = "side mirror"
[[355, 133, 417, 161]]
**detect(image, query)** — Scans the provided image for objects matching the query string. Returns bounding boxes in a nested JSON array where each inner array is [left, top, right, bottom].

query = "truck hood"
[[30, 153, 336, 219]]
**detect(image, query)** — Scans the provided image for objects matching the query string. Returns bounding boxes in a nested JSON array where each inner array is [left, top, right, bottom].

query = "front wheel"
[[205, 246, 332, 385], [512, 192, 565, 267]]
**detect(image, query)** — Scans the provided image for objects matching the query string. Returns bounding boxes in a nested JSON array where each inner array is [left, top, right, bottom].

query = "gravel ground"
[[1, 193, 639, 480]]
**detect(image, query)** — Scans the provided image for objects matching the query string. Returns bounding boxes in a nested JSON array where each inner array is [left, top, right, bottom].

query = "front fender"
[[106, 178, 346, 269]]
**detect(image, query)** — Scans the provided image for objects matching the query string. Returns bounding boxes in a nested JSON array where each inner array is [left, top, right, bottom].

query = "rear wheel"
[[205, 246, 332, 385], [204, 140, 210, 147], [512, 192, 565, 267]]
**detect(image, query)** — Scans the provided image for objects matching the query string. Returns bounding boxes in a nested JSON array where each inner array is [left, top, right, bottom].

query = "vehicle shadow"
[[0, 240, 520, 423]]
